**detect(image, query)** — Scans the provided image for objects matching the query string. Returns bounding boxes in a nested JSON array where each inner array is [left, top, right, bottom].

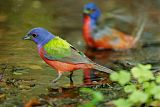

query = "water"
[[0, 0, 160, 106]]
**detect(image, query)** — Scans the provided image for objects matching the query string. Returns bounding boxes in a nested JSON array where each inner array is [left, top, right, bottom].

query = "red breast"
[[38, 47, 93, 73], [83, 16, 135, 49], [82, 15, 95, 47]]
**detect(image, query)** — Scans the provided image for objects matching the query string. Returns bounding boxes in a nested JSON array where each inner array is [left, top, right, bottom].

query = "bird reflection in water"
[[83, 47, 114, 85]]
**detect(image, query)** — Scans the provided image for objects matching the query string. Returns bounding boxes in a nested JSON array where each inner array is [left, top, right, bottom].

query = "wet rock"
[[19, 85, 31, 90], [0, 15, 7, 22], [0, 93, 6, 102], [112, 60, 136, 70], [25, 64, 43, 70], [0, 89, 6, 102]]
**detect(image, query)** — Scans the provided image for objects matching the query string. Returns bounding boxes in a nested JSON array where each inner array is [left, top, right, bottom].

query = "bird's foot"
[[51, 72, 62, 84], [52, 79, 58, 83], [66, 71, 74, 85]]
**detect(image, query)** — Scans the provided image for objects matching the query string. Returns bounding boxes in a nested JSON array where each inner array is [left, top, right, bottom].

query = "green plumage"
[[44, 36, 71, 59], [43, 36, 92, 64]]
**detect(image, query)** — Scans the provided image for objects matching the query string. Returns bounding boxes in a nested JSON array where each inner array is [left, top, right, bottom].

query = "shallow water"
[[0, 0, 160, 106]]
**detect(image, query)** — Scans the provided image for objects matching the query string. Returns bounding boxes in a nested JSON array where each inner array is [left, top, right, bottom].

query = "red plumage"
[[83, 15, 135, 50], [38, 47, 93, 74]]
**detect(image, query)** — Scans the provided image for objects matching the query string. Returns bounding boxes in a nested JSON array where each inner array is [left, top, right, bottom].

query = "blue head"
[[23, 27, 55, 45], [83, 2, 101, 21]]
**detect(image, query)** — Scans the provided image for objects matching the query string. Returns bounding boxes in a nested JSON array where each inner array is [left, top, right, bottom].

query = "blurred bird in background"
[[82, 2, 147, 50], [23, 28, 114, 83]]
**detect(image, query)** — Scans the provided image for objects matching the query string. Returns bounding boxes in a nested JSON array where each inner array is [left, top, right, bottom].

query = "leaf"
[[80, 88, 104, 107], [80, 88, 103, 101], [129, 90, 148, 103], [131, 64, 154, 83], [113, 99, 132, 107], [124, 84, 136, 93], [143, 82, 156, 96], [110, 72, 119, 81], [92, 91, 104, 101], [151, 86, 160, 100], [156, 75, 160, 83], [110, 70, 131, 85]]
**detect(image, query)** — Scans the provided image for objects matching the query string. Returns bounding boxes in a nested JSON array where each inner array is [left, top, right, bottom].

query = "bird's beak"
[[83, 9, 90, 14], [23, 35, 31, 40]]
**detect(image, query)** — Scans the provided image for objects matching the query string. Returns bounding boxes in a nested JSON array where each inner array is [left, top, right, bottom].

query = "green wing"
[[44, 36, 71, 59], [43, 36, 92, 64]]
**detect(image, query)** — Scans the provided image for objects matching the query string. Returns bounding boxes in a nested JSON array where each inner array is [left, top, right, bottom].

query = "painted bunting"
[[82, 2, 146, 50], [23, 28, 113, 83]]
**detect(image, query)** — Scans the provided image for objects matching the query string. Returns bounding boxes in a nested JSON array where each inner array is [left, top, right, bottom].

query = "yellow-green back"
[[44, 36, 71, 59]]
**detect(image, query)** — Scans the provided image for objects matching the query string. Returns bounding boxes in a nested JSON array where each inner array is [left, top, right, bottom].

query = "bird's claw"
[[51, 72, 62, 84], [52, 79, 58, 83]]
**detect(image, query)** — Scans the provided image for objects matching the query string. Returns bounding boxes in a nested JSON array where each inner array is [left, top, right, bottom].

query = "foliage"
[[110, 64, 160, 107], [110, 70, 130, 85], [113, 99, 132, 107], [79, 88, 104, 107]]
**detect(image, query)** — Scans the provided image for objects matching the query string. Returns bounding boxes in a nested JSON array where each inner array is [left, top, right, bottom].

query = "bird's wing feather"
[[92, 26, 126, 45], [43, 36, 93, 64], [92, 26, 121, 41]]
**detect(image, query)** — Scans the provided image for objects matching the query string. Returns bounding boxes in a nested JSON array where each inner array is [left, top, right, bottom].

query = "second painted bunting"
[[82, 2, 146, 50], [23, 27, 114, 83]]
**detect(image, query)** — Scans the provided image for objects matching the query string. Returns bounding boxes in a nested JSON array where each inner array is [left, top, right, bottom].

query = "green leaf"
[[110, 72, 119, 81], [131, 64, 154, 83], [80, 88, 104, 101], [80, 88, 104, 107], [92, 91, 104, 102], [129, 90, 148, 103], [110, 70, 131, 85], [143, 82, 156, 96], [124, 84, 136, 93], [113, 99, 132, 107], [151, 86, 160, 100], [156, 75, 160, 83]]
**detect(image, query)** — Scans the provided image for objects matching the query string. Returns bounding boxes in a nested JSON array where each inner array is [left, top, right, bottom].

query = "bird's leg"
[[69, 71, 73, 83], [52, 72, 62, 83]]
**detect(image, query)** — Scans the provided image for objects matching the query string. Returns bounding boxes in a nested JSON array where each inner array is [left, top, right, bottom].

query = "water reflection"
[[82, 48, 114, 85], [83, 69, 111, 85]]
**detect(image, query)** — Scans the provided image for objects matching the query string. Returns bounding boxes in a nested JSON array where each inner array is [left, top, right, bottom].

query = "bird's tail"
[[93, 63, 114, 74], [132, 16, 148, 45]]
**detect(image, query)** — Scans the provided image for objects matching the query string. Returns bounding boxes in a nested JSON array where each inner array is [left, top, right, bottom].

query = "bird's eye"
[[86, 8, 96, 12], [92, 9, 96, 12], [32, 33, 37, 38], [86, 8, 91, 11]]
